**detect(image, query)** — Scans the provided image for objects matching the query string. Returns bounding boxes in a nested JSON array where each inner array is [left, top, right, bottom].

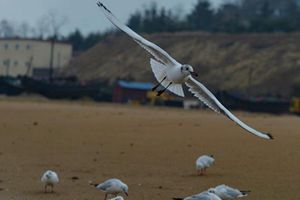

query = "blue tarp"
[[118, 80, 154, 90]]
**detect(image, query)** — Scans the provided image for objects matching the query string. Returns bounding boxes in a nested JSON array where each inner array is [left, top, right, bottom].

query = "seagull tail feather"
[[240, 190, 251, 195]]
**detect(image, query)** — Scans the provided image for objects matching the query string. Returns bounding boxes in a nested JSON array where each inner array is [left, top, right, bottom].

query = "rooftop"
[[118, 80, 154, 90], [0, 37, 71, 45]]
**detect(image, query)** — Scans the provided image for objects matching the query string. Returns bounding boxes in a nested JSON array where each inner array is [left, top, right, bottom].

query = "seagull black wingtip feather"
[[240, 190, 251, 194], [267, 133, 274, 140], [96, 1, 112, 13]]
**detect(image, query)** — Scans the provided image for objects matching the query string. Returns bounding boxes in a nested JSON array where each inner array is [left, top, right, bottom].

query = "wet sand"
[[0, 100, 299, 200]]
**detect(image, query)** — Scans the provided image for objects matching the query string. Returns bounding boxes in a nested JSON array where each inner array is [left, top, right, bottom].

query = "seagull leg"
[[157, 82, 172, 96], [199, 169, 203, 176], [44, 185, 47, 193], [152, 76, 166, 91], [104, 193, 108, 200]]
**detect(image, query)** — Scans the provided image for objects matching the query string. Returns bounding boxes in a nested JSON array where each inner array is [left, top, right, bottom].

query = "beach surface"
[[0, 99, 299, 200]]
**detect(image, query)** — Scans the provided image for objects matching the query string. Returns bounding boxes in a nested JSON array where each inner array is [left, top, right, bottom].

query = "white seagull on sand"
[[196, 155, 215, 175], [208, 184, 250, 199], [96, 1, 273, 140], [41, 170, 59, 193], [108, 196, 124, 200], [174, 191, 222, 200], [93, 178, 128, 200]]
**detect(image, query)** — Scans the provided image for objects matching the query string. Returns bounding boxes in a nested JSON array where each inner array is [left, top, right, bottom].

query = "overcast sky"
[[0, 0, 228, 36]]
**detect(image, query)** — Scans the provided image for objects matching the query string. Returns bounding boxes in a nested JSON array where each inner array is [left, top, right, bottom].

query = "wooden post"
[[49, 36, 55, 83]]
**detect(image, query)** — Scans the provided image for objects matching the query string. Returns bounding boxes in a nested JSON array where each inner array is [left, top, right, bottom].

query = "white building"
[[0, 38, 72, 79]]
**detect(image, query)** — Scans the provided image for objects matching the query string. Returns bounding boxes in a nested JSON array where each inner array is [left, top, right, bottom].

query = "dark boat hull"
[[22, 77, 100, 99], [0, 76, 24, 96]]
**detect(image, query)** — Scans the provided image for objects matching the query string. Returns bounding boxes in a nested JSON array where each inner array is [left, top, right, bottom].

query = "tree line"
[[128, 0, 300, 33], [68, 0, 300, 52], [1, 0, 300, 53]]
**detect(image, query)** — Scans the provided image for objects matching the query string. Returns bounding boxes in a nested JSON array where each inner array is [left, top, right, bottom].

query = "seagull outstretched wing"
[[97, 1, 180, 67], [185, 77, 273, 140]]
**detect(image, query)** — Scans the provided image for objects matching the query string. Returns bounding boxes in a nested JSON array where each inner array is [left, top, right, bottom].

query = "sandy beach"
[[0, 99, 299, 200]]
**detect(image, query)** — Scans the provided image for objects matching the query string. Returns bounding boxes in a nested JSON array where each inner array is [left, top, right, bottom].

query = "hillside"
[[62, 32, 300, 97]]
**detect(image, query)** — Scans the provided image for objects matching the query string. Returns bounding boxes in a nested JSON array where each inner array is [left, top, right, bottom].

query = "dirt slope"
[[63, 32, 300, 96]]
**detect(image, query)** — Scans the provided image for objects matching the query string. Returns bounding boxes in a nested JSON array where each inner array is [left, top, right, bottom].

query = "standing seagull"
[[208, 184, 250, 199], [41, 170, 59, 193], [93, 178, 128, 200], [96, 1, 273, 140], [196, 155, 215, 175]]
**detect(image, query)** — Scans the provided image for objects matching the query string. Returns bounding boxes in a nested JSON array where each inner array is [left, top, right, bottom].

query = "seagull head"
[[181, 65, 198, 77], [122, 184, 129, 196], [45, 170, 54, 178], [208, 188, 216, 194]]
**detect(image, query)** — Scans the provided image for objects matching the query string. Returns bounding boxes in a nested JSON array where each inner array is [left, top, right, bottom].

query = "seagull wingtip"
[[96, 1, 111, 13], [265, 133, 274, 140], [241, 190, 251, 194], [96, 1, 102, 7]]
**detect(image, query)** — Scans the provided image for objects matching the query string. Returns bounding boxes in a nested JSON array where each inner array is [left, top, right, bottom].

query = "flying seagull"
[[96, 1, 273, 140]]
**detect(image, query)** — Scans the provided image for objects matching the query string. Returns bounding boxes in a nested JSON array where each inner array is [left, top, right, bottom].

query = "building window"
[[14, 61, 18, 66], [15, 44, 20, 50], [26, 44, 31, 50], [4, 44, 8, 50], [3, 60, 10, 66]]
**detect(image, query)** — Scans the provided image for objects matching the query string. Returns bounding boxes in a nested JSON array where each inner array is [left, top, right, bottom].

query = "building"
[[0, 38, 72, 79], [113, 80, 154, 104]]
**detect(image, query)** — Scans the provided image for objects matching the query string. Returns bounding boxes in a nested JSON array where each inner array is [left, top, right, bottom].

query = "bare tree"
[[0, 20, 15, 37], [36, 10, 68, 39], [36, 10, 68, 82], [48, 10, 68, 38], [17, 22, 31, 38], [36, 17, 50, 39], [30, 26, 38, 38]]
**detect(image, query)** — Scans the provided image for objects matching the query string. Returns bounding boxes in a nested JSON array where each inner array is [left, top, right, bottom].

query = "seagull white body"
[[208, 184, 250, 199], [174, 191, 222, 200], [108, 196, 124, 200], [95, 178, 128, 200], [96, 1, 273, 140], [196, 155, 215, 175], [41, 170, 59, 193]]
